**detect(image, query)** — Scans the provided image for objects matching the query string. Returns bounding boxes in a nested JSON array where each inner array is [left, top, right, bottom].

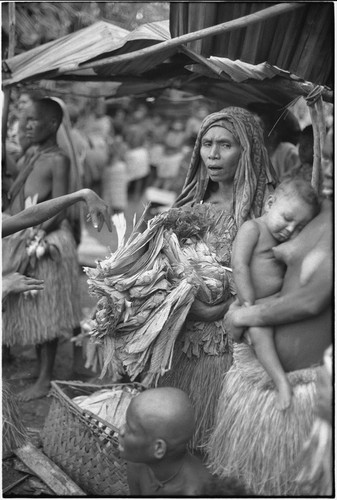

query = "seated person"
[[118, 387, 212, 496], [232, 178, 319, 409]]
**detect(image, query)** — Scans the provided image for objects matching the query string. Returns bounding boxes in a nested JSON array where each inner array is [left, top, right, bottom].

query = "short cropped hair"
[[34, 98, 63, 128], [274, 177, 320, 216]]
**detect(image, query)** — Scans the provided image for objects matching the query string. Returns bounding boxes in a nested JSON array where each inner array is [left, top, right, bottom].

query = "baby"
[[118, 387, 212, 496], [232, 178, 320, 409]]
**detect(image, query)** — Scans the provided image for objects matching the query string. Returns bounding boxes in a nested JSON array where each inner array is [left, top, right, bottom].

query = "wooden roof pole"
[[63, 3, 305, 74]]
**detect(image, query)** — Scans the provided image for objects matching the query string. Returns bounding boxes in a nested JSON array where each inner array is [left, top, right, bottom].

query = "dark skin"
[[119, 388, 212, 496], [2, 188, 113, 238], [6, 101, 78, 401]]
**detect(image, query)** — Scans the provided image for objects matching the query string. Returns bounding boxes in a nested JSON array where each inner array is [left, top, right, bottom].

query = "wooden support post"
[[309, 105, 321, 194], [14, 442, 86, 496]]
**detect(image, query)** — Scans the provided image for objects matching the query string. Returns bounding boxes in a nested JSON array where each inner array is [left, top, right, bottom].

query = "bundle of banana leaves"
[[84, 204, 231, 385]]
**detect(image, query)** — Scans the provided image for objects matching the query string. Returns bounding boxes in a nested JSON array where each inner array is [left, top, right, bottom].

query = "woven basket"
[[41, 380, 143, 496]]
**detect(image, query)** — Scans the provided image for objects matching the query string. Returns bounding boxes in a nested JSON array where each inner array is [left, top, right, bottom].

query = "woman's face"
[[24, 103, 54, 144], [200, 126, 241, 184]]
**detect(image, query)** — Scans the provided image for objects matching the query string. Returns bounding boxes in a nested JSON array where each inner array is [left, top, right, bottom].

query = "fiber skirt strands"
[[207, 343, 318, 496], [294, 416, 332, 495], [158, 341, 233, 451], [42, 381, 143, 496], [2, 224, 81, 346]]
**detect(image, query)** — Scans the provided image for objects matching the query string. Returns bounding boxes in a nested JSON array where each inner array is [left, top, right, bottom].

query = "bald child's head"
[[118, 387, 195, 463]]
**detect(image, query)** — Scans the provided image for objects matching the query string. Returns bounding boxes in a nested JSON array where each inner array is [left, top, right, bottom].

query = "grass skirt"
[[3, 380, 28, 458], [207, 343, 318, 496], [2, 224, 81, 346], [157, 339, 233, 451], [294, 417, 332, 495]]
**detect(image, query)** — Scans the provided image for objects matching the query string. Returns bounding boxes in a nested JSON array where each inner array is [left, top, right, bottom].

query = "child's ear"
[[265, 194, 274, 212], [153, 438, 167, 459]]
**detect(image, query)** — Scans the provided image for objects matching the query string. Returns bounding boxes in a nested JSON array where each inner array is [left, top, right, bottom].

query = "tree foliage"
[[2, 2, 169, 57]]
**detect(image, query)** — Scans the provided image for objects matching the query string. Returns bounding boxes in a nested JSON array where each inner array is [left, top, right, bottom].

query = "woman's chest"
[[24, 162, 52, 202], [205, 212, 237, 265]]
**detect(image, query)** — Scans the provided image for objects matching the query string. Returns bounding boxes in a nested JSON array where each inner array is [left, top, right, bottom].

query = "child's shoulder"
[[237, 217, 262, 237]]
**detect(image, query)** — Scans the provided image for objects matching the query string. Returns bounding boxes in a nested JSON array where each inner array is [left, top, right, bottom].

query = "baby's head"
[[264, 178, 320, 242], [118, 387, 194, 464]]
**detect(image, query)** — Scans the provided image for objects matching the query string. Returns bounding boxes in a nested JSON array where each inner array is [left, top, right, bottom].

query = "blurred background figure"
[[102, 135, 128, 213], [147, 112, 168, 186], [154, 119, 186, 191], [248, 103, 301, 181], [291, 125, 314, 182], [185, 103, 209, 141], [79, 97, 112, 196], [124, 104, 151, 199]]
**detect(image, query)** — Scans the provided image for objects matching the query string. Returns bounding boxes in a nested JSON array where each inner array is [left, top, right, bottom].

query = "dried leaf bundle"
[[84, 204, 232, 384]]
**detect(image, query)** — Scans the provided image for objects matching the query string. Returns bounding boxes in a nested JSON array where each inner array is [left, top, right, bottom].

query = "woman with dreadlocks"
[[158, 107, 277, 450]]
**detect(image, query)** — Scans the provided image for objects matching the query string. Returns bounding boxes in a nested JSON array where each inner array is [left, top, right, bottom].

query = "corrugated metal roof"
[[3, 20, 172, 84], [170, 2, 333, 86]]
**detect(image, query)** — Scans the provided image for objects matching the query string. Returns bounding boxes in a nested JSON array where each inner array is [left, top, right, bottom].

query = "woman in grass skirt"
[[158, 107, 277, 450]]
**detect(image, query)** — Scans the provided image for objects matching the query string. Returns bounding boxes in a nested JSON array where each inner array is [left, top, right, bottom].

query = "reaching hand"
[[3, 273, 44, 296], [83, 189, 113, 232]]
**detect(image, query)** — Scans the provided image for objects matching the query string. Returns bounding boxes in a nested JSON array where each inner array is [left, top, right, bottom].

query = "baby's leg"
[[248, 326, 292, 410]]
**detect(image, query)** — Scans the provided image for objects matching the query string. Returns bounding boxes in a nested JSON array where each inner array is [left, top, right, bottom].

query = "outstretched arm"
[[2, 189, 113, 237]]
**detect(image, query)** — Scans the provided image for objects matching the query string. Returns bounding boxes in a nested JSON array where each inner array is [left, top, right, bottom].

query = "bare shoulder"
[[44, 152, 70, 180], [235, 218, 261, 244], [238, 218, 260, 234], [36, 149, 70, 172]]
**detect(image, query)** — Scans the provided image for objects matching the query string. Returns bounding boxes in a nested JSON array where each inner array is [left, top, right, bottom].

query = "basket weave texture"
[[42, 380, 143, 496]]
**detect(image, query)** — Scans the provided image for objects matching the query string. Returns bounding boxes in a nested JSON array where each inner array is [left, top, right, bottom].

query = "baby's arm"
[[232, 220, 260, 306]]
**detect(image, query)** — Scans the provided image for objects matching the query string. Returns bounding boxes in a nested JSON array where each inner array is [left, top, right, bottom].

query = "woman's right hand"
[[188, 296, 235, 322]]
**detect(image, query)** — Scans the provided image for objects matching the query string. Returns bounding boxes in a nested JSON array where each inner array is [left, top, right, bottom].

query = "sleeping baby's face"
[[265, 195, 315, 243]]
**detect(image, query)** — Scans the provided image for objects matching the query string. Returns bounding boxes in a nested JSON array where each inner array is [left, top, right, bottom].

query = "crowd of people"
[[2, 88, 333, 497], [5, 89, 209, 215]]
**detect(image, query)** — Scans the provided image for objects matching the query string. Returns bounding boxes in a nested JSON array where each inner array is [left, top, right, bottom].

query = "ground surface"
[[2, 195, 146, 496]]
